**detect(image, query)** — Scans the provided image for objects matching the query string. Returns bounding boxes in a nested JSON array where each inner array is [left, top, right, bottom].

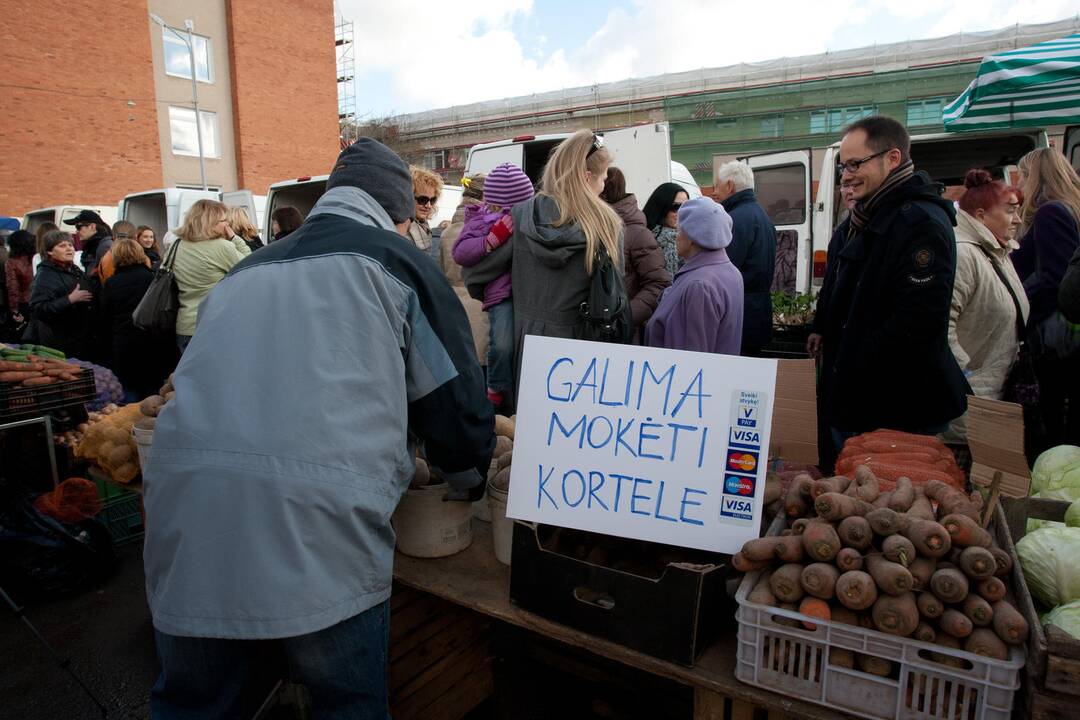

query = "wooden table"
[[394, 520, 855, 720]]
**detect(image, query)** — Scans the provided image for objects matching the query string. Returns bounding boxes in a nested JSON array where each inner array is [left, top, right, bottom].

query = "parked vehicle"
[[118, 188, 261, 247], [22, 205, 118, 236]]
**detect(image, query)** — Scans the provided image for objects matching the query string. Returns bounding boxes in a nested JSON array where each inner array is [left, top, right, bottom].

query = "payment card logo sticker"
[[724, 474, 756, 497], [726, 450, 759, 474], [720, 496, 754, 522], [731, 389, 764, 429], [737, 405, 758, 428], [728, 427, 761, 449]]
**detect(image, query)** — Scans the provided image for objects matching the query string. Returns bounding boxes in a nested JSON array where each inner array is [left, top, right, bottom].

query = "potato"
[[496, 450, 513, 472], [491, 467, 511, 491], [113, 462, 139, 483], [158, 381, 174, 396], [140, 395, 166, 417], [411, 458, 430, 489], [135, 416, 157, 431], [493, 435, 512, 458], [164, 391, 175, 403], [107, 444, 134, 467], [494, 414, 515, 439]]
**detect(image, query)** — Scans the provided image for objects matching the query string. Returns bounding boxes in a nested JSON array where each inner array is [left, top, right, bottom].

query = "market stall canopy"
[[943, 33, 1080, 131]]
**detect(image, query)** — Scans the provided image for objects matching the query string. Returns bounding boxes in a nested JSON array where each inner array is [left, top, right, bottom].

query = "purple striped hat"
[[483, 163, 535, 208]]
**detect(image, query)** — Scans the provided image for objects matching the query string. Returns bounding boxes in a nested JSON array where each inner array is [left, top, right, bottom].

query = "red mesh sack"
[[33, 477, 103, 523]]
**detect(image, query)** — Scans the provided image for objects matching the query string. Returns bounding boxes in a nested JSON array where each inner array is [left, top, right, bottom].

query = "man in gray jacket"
[[143, 138, 494, 719]]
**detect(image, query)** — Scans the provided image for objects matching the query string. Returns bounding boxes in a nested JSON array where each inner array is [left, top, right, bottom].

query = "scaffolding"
[[335, 11, 356, 145]]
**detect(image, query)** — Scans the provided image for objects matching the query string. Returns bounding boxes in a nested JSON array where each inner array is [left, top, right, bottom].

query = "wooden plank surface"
[[393, 520, 856, 720]]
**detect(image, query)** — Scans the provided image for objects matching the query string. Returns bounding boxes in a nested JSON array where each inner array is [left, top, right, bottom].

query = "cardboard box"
[[769, 359, 818, 466], [509, 521, 730, 666]]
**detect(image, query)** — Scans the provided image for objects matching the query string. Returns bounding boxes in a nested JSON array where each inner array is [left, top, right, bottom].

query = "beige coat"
[[944, 209, 1029, 442]]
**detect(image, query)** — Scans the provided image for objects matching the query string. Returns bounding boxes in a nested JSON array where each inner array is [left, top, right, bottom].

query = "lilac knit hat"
[[483, 163, 535, 208]]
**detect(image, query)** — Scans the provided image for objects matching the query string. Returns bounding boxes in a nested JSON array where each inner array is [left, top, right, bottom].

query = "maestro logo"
[[724, 474, 756, 496], [726, 450, 758, 474]]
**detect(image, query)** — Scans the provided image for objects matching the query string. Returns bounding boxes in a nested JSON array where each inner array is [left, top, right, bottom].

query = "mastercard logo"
[[727, 452, 757, 473]]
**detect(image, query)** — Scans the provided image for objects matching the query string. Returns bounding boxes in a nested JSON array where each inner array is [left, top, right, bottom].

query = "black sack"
[[580, 248, 633, 344], [132, 239, 180, 335]]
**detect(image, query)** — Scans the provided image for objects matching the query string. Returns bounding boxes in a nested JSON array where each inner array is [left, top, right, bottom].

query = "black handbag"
[[132, 239, 180, 335], [580, 247, 632, 344]]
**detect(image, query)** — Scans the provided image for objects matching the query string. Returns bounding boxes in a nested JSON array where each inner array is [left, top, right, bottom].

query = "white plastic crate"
[[734, 516, 1024, 720]]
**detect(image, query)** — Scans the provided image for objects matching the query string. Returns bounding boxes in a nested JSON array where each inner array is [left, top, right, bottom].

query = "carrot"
[[990, 547, 1013, 577], [830, 648, 855, 668], [0, 370, 41, 382], [888, 477, 915, 512], [836, 547, 864, 572], [799, 596, 831, 630], [811, 477, 845, 500], [732, 552, 770, 573], [857, 654, 893, 676], [901, 519, 952, 558], [854, 465, 876, 486], [940, 513, 992, 549], [838, 516, 872, 550], [790, 518, 813, 536], [976, 576, 1006, 603], [958, 546, 997, 579], [769, 563, 805, 603], [908, 558, 937, 592], [962, 594, 994, 627], [0, 361, 44, 372], [966, 628, 1008, 660], [872, 592, 919, 636], [946, 547, 964, 565], [991, 601, 1029, 645], [907, 490, 936, 522], [747, 571, 776, 605], [830, 605, 860, 627], [815, 492, 872, 521], [917, 591, 944, 619], [784, 475, 813, 518], [930, 568, 969, 603], [925, 479, 980, 520], [835, 570, 878, 610], [930, 633, 967, 668], [800, 563, 840, 600], [872, 491, 893, 509], [856, 477, 880, 503], [802, 522, 841, 562], [742, 536, 803, 563], [914, 622, 937, 643], [866, 508, 908, 537], [882, 535, 916, 567], [866, 554, 914, 596], [940, 609, 974, 638], [845, 460, 960, 489], [22, 376, 55, 386]]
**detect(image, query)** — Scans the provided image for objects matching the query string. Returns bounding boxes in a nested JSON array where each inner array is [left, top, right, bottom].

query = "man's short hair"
[[843, 116, 911, 163], [716, 161, 754, 191]]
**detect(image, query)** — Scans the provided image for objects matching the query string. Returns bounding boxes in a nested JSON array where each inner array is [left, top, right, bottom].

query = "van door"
[[601, 123, 672, 202], [176, 190, 218, 228], [743, 149, 813, 295], [466, 144, 524, 176], [1066, 126, 1080, 173], [221, 190, 258, 229]]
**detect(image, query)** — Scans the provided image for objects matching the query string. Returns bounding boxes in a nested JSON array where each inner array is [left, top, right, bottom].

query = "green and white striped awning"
[[943, 33, 1080, 131]]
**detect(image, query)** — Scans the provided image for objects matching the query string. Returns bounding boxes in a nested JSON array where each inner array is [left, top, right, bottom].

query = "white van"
[[22, 205, 118, 236], [119, 188, 261, 247], [464, 124, 702, 202], [263, 176, 462, 241], [738, 128, 1049, 296]]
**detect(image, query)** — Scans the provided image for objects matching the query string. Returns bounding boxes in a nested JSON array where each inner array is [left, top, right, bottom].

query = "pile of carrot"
[[834, 429, 966, 491], [737, 466, 1028, 674], [0, 356, 84, 387]]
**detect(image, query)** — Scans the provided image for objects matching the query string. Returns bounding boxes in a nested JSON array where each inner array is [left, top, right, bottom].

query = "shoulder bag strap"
[[975, 243, 1026, 342], [161, 238, 181, 273]]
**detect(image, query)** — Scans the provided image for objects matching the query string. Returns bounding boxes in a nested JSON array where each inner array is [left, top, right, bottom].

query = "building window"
[[163, 28, 212, 83], [760, 115, 784, 138], [907, 97, 945, 127], [810, 105, 876, 134], [432, 149, 450, 170], [168, 106, 219, 158]]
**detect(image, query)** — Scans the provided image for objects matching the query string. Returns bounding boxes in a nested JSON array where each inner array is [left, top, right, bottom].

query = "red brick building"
[[0, 0, 339, 217]]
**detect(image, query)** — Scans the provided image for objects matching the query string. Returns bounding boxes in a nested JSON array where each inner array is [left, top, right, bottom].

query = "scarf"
[[847, 160, 915, 239]]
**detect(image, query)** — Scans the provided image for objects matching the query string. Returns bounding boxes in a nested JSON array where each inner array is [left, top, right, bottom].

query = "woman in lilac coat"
[[645, 197, 744, 355]]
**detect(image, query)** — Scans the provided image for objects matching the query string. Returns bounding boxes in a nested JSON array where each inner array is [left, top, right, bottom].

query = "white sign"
[[507, 335, 778, 554]]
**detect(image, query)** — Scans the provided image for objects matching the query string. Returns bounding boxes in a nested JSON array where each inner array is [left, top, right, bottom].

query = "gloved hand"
[[485, 214, 514, 252]]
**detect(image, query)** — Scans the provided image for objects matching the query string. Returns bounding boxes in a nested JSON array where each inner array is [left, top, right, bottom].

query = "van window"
[[522, 140, 562, 187], [754, 164, 806, 225]]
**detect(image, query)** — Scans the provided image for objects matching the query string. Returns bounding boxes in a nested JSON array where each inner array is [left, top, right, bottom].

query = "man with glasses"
[[809, 116, 970, 459], [63, 209, 112, 277]]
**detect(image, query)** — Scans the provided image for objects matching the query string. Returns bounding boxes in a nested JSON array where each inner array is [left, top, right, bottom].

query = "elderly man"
[[143, 138, 494, 719], [713, 161, 776, 356]]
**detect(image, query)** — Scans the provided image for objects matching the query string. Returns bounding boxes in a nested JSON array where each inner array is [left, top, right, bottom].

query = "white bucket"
[[132, 427, 153, 473], [393, 483, 473, 558], [488, 484, 512, 565]]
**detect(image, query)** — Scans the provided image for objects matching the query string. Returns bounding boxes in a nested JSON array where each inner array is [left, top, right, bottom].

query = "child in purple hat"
[[452, 162, 535, 409]]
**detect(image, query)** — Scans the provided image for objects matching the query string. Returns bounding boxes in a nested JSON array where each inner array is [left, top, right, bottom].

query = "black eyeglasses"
[[586, 134, 603, 158], [837, 149, 892, 173], [670, 202, 683, 213], [415, 195, 438, 206]]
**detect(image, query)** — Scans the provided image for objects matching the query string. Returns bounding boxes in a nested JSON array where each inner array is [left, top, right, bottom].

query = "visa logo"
[[721, 496, 754, 521], [730, 429, 761, 445]]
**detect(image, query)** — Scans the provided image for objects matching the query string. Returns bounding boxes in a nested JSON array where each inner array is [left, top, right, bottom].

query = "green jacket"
[[171, 236, 251, 336]]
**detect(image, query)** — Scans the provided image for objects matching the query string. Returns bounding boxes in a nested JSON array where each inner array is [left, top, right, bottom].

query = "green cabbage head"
[[1017, 526, 1080, 607], [1044, 600, 1080, 639], [1032, 445, 1080, 494]]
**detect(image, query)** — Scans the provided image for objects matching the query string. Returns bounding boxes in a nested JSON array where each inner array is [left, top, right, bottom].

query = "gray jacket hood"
[[512, 194, 588, 269]]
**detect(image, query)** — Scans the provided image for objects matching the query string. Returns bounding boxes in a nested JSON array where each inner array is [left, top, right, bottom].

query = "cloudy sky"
[[339, 0, 1079, 117]]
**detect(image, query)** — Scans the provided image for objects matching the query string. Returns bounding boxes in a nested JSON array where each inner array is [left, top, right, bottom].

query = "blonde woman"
[[407, 166, 443, 253], [172, 199, 251, 351], [1010, 148, 1080, 451], [226, 206, 264, 252]]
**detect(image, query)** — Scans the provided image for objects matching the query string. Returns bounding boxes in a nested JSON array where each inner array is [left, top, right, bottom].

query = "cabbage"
[[1068, 501, 1080, 529], [1017, 526, 1080, 607], [1031, 445, 1080, 494], [1044, 600, 1080, 639]]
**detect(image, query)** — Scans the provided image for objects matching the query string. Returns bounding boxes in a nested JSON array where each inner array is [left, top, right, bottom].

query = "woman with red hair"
[[944, 169, 1028, 443]]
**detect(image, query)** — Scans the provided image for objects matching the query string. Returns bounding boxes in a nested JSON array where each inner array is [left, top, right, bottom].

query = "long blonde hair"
[[540, 130, 623, 274], [226, 206, 259, 239], [1018, 148, 1080, 234], [176, 199, 228, 242]]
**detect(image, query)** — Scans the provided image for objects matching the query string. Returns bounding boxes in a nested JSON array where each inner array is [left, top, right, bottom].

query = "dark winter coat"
[[80, 230, 112, 277], [812, 172, 970, 433], [1060, 242, 1080, 324], [1010, 201, 1080, 328], [99, 264, 176, 398], [610, 194, 671, 339], [145, 247, 162, 271], [25, 259, 94, 358], [722, 189, 776, 352]]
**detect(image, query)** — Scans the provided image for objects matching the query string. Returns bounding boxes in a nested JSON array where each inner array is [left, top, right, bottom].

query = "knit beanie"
[[483, 163, 534, 208], [326, 138, 413, 223], [677, 197, 733, 250], [462, 173, 486, 201]]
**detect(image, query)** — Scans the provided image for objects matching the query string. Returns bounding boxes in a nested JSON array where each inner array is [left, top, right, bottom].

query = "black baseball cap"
[[63, 210, 107, 227]]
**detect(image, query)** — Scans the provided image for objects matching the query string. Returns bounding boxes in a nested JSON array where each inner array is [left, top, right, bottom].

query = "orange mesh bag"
[[836, 430, 965, 491], [75, 403, 143, 484], [33, 477, 102, 523]]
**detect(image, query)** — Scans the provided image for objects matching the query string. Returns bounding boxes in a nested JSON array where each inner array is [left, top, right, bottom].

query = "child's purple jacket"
[[453, 203, 512, 309]]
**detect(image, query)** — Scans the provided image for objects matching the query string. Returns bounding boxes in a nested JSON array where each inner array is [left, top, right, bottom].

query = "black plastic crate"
[[0, 368, 96, 422]]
